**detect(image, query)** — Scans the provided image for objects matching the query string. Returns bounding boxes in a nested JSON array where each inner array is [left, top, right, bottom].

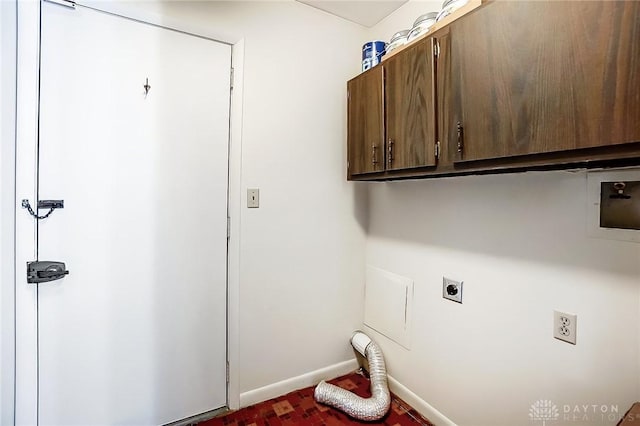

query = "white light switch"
[[247, 188, 259, 208]]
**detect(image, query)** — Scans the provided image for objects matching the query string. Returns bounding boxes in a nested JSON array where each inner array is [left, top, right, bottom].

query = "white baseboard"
[[239, 359, 359, 408], [388, 375, 457, 426]]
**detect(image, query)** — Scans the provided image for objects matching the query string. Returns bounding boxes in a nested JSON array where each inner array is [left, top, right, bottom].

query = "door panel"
[[38, 4, 230, 425], [347, 67, 384, 176], [385, 38, 437, 171], [450, 1, 640, 162]]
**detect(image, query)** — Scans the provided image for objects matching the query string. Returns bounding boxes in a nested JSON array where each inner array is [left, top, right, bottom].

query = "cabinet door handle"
[[388, 139, 394, 166], [372, 143, 378, 165], [456, 122, 464, 153]]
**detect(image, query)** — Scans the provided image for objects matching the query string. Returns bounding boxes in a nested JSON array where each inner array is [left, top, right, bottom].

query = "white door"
[[33, 3, 230, 424]]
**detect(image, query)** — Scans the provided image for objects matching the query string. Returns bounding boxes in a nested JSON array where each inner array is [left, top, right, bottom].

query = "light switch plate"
[[247, 188, 259, 208]]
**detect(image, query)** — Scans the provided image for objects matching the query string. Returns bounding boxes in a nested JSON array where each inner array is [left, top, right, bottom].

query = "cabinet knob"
[[388, 139, 394, 166], [456, 122, 464, 153]]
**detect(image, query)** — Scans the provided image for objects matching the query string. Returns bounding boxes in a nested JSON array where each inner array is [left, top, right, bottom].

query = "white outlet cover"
[[553, 310, 577, 345]]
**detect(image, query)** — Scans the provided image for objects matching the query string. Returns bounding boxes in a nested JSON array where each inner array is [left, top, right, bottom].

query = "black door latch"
[[27, 261, 70, 284]]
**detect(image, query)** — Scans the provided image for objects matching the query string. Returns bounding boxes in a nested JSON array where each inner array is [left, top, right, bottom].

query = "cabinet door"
[[347, 66, 384, 177], [385, 37, 437, 171], [435, 28, 455, 168], [449, 1, 640, 163]]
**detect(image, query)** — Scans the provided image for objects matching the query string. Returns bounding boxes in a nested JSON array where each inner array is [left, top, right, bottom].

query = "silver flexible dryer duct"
[[314, 331, 391, 421]]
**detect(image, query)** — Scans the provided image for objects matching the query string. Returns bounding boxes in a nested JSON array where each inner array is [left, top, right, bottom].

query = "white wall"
[[365, 4, 640, 425], [365, 172, 640, 426], [81, 0, 370, 399], [1, 0, 17, 423]]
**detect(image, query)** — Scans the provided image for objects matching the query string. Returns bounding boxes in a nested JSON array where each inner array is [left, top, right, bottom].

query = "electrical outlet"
[[442, 277, 463, 303], [553, 310, 577, 345], [247, 188, 259, 208]]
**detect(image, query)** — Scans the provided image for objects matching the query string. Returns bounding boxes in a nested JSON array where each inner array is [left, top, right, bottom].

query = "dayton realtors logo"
[[562, 404, 620, 422], [529, 400, 560, 425], [529, 399, 620, 424]]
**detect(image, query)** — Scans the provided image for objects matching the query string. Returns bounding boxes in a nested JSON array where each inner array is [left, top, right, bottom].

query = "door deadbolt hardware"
[[21, 199, 64, 220], [27, 261, 69, 284]]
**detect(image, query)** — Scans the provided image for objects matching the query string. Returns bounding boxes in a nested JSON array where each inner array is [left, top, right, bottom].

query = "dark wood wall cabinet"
[[347, 1, 640, 181]]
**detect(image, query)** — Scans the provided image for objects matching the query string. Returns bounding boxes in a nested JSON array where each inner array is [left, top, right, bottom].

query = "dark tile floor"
[[200, 371, 433, 426]]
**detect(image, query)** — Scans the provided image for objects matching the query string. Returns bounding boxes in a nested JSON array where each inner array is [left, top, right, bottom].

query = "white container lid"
[[389, 29, 410, 44], [412, 11, 438, 28]]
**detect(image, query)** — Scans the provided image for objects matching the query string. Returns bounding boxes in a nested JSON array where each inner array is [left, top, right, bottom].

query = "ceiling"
[[295, 0, 409, 27]]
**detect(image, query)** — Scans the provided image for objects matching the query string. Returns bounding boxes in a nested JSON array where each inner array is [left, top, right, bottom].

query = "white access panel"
[[35, 3, 231, 424], [364, 266, 413, 349]]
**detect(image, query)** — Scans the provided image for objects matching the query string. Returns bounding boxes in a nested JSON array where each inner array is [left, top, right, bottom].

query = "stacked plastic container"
[[361, 0, 470, 72]]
